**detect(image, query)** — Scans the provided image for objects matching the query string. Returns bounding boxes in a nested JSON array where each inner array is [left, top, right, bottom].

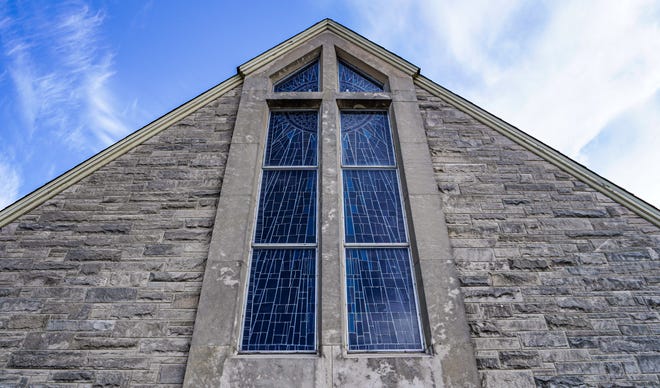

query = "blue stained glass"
[[341, 112, 395, 166], [274, 61, 319, 92], [345, 248, 422, 351], [266, 112, 318, 166], [242, 248, 316, 352], [338, 61, 384, 93], [255, 170, 317, 244], [343, 170, 406, 243]]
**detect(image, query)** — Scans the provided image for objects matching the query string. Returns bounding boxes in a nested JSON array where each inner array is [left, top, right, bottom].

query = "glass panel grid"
[[341, 111, 395, 167], [242, 248, 316, 352], [265, 112, 318, 167], [345, 248, 423, 351], [338, 61, 384, 93], [255, 170, 317, 244], [343, 170, 406, 244], [274, 61, 319, 92]]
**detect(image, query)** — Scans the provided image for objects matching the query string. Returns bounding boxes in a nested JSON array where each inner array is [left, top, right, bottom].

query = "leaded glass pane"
[[265, 112, 318, 167], [341, 112, 395, 166], [255, 170, 317, 244], [345, 248, 422, 351], [274, 61, 319, 92], [338, 61, 384, 93], [242, 248, 316, 352], [343, 170, 406, 243]]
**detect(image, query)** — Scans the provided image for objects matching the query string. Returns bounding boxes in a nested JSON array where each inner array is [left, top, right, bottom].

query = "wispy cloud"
[[1, 2, 128, 151], [0, 160, 20, 210], [348, 0, 660, 207], [0, 1, 129, 207]]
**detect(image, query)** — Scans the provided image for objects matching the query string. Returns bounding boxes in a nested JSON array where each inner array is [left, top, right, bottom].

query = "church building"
[[1, 19, 659, 387]]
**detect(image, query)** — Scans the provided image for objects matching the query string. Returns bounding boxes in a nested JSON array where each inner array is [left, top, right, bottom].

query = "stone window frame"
[[184, 31, 478, 385]]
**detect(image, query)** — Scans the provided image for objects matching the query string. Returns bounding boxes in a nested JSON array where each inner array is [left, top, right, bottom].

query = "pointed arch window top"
[[338, 61, 384, 93], [274, 60, 320, 92]]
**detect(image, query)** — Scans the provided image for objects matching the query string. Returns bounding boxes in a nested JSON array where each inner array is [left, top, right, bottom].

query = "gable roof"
[[1, 19, 658, 228]]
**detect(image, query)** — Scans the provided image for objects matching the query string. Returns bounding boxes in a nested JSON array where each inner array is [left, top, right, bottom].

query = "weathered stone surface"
[[499, 351, 541, 368], [545, 314, 592, 330], [85, 288, 137, 303], [0, 83, 241, 385], [8, 351, 86, 368], [418, 84, 660, 384], [47, 319, 115, 331], [148, 272, 203, 282], [519, 332, 568, 348], [159, 364, 186, 384], [7, 314, 48, 329], [481, 370, 535, 387], [0, 298, 42, 312], [75, 337, 137, 349], [534, 375, 587, 387], [52, 371, 94, 382], [637, 355, 660, 373], [65, 248, 122, 262]]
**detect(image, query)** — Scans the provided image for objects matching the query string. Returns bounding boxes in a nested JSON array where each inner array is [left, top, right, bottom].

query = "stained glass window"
[[242, 249, 316, 351], [341, 112, 395, 166], [266, 112, 318, 167], [254, 170, 317, 244], [343, 170, 406, 244], [242, 110, 318, 352], [346, 248, 423, 351], [340, 111, 423, 352], [338, 61, 384, 93], [274, 61, 319, 92]]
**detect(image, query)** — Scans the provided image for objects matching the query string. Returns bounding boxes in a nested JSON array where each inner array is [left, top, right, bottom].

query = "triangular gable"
[[1, 19, 658, 228]]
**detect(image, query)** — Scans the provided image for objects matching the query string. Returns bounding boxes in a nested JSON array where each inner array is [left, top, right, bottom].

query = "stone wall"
[[417, 86, 660, 387], [0, 84, 241, 386]]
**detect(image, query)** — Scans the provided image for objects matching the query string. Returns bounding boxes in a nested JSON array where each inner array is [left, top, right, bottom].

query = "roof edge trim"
[[414, 75, 660, 227], [238, 19, 419, 77], [0, 75, 243, 228]]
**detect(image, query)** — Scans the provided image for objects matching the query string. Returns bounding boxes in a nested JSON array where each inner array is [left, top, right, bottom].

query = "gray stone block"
[[52, 371, 94, 382], [0, 298, 42, 312], [159, 364, 186, 384], [499, 350, 541, 368], [519, 332, 568, 348], [85, 288, 137, 302], [534, 375, 586, 387], [637, 355, 660, 373], [8, 351, 86, 368], [481, 370, 535, 388], [65, 248, 121, 261]]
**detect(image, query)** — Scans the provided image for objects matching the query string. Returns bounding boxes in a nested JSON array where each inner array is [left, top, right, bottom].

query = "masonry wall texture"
[[0, 84, 241, 387], [416, 86, 660, 387], [1, 63, 659, 387]]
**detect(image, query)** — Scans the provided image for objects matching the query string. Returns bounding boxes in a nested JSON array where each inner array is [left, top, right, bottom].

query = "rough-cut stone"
[[52, 371, 94, 382], [85, 288, 137, 303], [499, 350, 541, 368], [0, 83, 241, 385], [8, 351, 86, 368], [534, 375, 587, 387], [418, 84, 660, 385], [65, 248, 122, 262], [159, 364, 186, 384]]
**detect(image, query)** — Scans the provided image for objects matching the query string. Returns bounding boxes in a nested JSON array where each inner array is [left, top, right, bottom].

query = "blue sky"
[[1, 0, 659, 209]]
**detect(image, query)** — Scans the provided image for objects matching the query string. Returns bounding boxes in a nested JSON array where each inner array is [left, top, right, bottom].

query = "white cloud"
[[0, 161, 20, 210], [347, 0, 660, 207], [1, 3, 128, 151]]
